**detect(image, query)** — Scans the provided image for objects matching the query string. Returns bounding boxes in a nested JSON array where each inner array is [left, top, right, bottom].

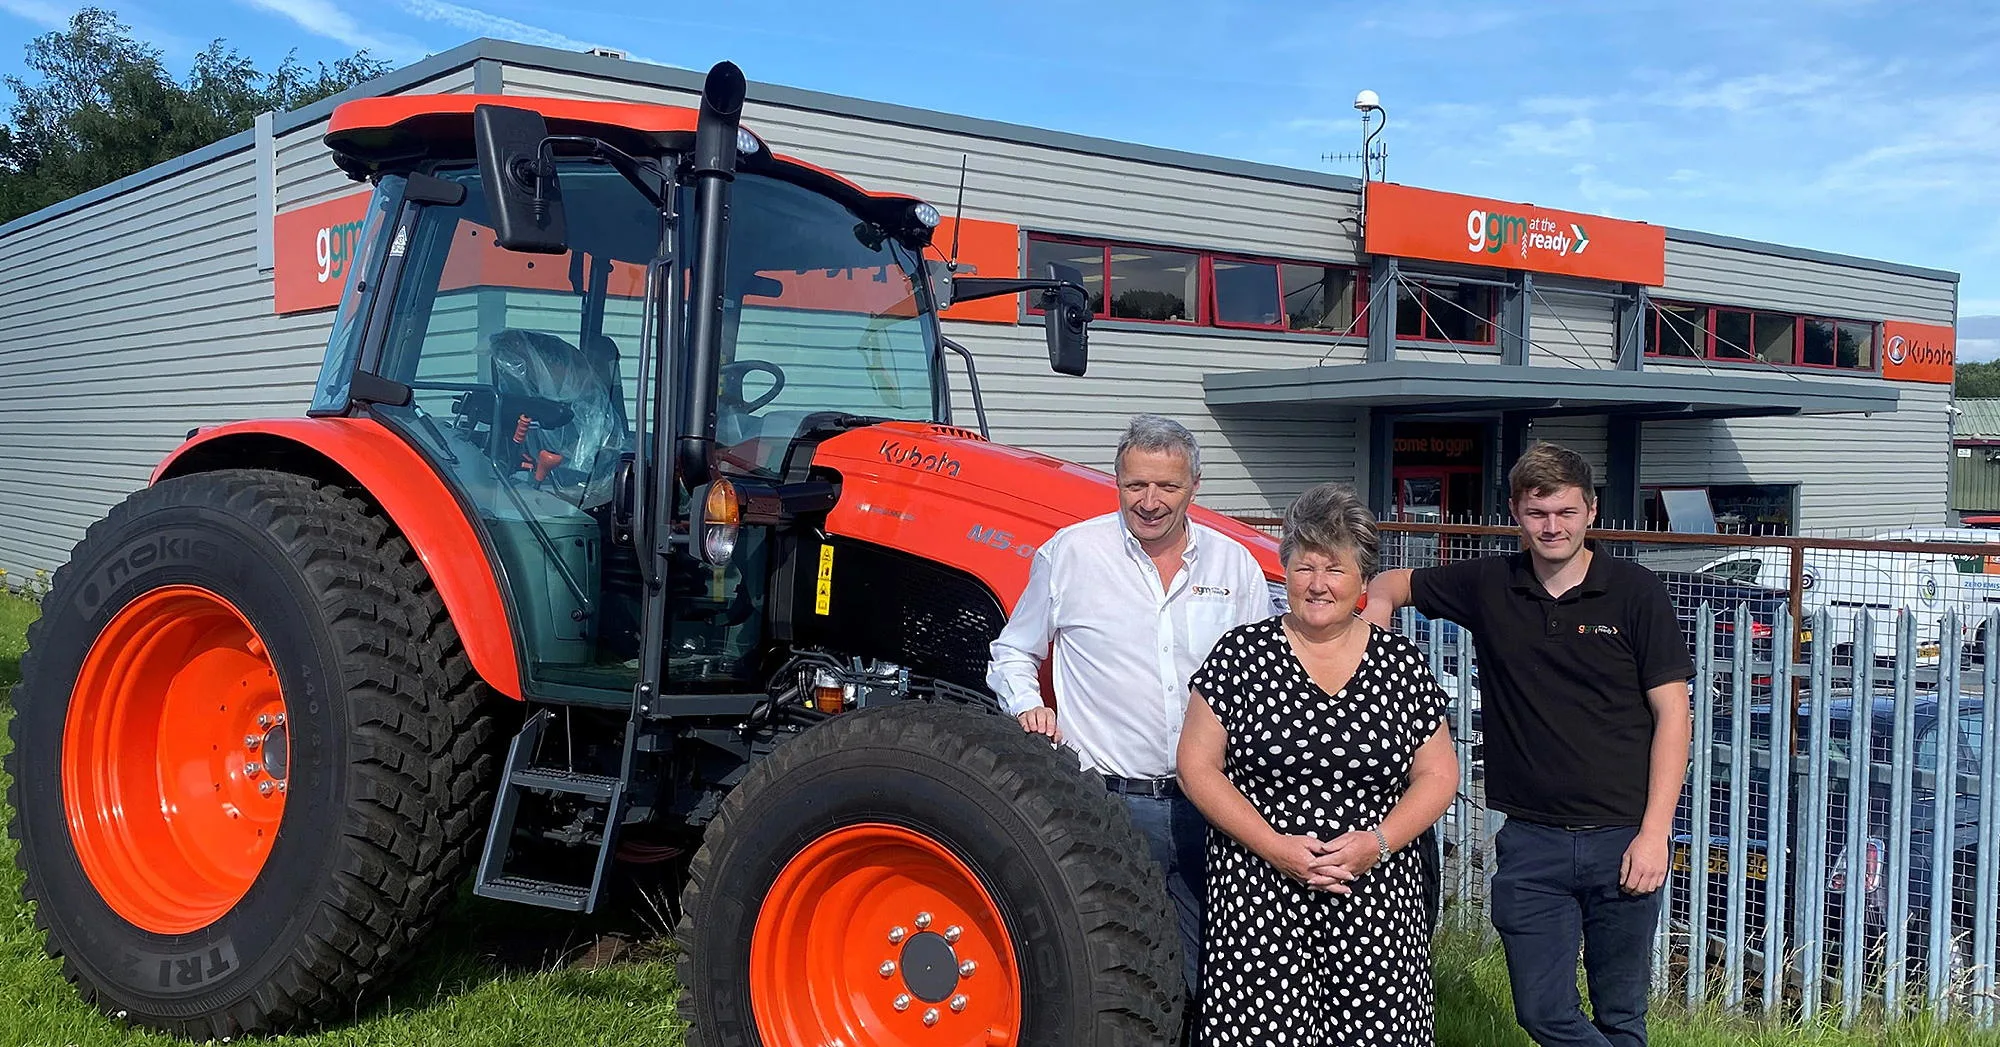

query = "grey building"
[[0, 37, 1963, 584]]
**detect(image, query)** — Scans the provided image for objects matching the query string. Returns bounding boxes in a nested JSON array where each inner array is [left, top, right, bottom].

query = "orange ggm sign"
[[1364, 182, 1667, 286]]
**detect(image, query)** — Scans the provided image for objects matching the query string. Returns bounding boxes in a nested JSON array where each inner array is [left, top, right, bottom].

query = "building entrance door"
[[1393, 467, 1484, 522]]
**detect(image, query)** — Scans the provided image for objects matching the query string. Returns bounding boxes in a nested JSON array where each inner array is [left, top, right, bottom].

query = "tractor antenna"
[[947, 154, 968, 269]]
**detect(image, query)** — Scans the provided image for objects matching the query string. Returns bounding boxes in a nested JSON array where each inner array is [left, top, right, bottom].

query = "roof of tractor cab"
[[323, 94, 932, 240]]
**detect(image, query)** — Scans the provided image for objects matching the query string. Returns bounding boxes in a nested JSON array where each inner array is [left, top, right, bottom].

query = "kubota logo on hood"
[[878, 439, 961, 478]]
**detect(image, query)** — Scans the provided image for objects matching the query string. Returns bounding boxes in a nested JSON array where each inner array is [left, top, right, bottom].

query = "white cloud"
[[1648, 69, 1845, 114], [1569, 163, 1651, 210], [237, 0, 426, 61], [1498, 116, 1595, 158], [1360, 6, 1523, 39], [0, 0, 71, 29], [395, 0, 667, 67]]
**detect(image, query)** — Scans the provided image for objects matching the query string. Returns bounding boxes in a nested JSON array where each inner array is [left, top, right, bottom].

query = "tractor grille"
[[795, 538, 1005, 692]]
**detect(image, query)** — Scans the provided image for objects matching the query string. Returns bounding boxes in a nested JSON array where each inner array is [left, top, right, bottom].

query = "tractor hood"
[[810, 421, 1281, 613]]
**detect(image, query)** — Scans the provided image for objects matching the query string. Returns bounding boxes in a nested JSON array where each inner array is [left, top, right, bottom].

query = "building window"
[[1213, 258, 1282, 328], [1282, 263, 1360, 333], [1395, 279, 1498, 345], [1026, 238, 1106, 314], [1643, 483, 1796, 535], [1646, 300, 1877, 373], [1024, 233, 1365, 337], [1110, 247, 1198, 322], [1648, 303, 1706, 357], [1753, 312, 1795, 364]]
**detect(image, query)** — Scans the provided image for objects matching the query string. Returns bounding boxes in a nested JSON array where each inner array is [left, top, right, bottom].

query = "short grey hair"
[[1280, 482, 1381, 578], [1115, 414, 1202, 479]]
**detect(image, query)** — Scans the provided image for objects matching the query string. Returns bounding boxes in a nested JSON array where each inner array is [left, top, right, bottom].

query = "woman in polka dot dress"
[[1177, 482, 1459, 1046]]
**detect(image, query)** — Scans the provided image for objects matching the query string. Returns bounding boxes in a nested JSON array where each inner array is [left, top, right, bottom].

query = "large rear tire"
[[7, 470, 503, 1038], [675, 702, 1183, 1047]]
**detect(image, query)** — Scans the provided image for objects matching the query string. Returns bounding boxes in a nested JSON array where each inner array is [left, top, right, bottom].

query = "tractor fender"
[[153, 417, 523, 700]]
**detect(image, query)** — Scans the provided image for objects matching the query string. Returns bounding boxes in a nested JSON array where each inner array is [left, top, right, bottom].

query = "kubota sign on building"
[[1881, 320, 1956, 384], [1363, 181, 1667, 286]]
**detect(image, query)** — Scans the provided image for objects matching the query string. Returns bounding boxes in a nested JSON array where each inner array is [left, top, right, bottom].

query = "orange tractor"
[[8, 62, 1283, 1045]]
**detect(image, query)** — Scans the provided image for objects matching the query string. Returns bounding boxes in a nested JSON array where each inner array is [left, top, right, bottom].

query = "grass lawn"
[[0, 591, 1994, 1046]]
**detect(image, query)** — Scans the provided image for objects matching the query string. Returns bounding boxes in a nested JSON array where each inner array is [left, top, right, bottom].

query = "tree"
[[0, 7, 391, 223], [1957, 360, 2000, 399]]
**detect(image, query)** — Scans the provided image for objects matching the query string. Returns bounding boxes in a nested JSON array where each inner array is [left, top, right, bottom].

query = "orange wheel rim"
[[62, 585, 290, 935], [750, 823, 1021, 1047]]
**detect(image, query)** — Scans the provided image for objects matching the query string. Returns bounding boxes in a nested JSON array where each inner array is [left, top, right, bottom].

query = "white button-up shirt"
[[986, 511, 1274, 778]]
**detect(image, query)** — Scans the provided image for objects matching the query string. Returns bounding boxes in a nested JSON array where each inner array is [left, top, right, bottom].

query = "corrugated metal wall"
[[1953, 449, 2000, 513], [0, 68, 474, 579], [1523, 416, 1610, 479], [1644, 239, 1957, 532], [1528, 277, 1619, 370]]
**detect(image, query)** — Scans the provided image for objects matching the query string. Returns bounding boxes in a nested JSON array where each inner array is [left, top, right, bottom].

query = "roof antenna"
[[946, 153, 968, 270]]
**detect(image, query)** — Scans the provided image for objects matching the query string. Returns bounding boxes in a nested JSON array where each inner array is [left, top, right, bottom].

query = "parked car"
[[1696, 540, 1968, 666], [1654, 570, 1794, 698], [1671, 688, 1988, 980]]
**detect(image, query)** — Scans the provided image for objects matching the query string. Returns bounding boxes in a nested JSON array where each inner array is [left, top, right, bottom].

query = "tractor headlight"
[[702, 478, 740, 565], [735, 127, 762, 155], [911, 202, 941, 228]]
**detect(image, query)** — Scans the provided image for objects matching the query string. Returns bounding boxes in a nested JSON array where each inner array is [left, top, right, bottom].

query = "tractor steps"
[[473, 704, 641, 913]]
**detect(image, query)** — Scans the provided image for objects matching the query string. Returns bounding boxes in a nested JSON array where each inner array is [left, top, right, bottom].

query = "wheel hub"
[[750, 823, 1021, 1046], [62, 586, 289, 935], [898, 931, 959, 1002]]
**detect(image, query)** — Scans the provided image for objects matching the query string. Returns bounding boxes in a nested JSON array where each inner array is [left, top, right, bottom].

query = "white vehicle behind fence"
[[1697, 528, 2000, 664]]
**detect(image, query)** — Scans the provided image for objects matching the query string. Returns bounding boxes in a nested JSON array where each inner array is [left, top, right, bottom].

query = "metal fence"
[[1356, 521, 2000, 1025]]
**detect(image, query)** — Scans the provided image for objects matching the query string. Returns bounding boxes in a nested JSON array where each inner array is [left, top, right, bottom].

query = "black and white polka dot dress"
[[1190, 616, 1448, 1046]]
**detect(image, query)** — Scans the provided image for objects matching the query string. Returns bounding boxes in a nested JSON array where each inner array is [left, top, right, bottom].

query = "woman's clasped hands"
[[1258, 829, 1382, 894]]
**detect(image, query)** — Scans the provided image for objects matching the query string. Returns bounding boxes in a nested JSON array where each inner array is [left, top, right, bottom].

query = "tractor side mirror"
[[1042, 262, 1090, 377], [474, 104, 568, 254]]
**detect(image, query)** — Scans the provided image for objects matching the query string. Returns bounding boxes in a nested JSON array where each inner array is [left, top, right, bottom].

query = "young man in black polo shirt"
[[1363, 442, 1692, 1047]]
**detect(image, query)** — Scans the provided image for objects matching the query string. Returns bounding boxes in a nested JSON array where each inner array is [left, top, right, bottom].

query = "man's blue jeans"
[[1121, 792, 1205, 1022], [1490, 819, 1659, 1047]]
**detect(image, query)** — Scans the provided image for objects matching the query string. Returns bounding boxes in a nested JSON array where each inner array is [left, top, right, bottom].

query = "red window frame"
[[1395, 279, 1499, 346], [1022, 233, 1366, 338], [1208, 252, 1371, 337], [1645, 299, 1879, 373], [1023, 233, 1203, 328]]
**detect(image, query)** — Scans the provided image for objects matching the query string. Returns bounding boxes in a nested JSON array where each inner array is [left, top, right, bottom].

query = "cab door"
[[363, 162, 661, 704]]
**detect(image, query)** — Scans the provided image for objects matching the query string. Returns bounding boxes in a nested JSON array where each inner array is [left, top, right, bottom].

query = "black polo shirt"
[[1411, 546, 1693, 826]]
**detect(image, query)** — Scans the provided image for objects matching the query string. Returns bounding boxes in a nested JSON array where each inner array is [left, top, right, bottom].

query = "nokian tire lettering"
[[7, 469, 503, 1039], [674, 702, 1182, 1047]]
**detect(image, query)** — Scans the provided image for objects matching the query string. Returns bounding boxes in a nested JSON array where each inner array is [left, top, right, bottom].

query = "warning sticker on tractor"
[[815, 545, 834, 615]]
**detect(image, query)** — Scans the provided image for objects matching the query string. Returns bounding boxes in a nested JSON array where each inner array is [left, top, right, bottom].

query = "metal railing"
[[1352, 521, 2000, 1025]]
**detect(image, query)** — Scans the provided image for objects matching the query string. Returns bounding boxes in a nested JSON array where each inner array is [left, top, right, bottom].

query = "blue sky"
[[4, 0, 1999, 358]]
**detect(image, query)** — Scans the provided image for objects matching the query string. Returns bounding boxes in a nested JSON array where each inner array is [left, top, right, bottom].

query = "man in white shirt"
[[986, 414, 1271, 1029]]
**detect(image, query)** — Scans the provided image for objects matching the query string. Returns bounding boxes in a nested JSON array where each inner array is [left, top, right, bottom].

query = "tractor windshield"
[[708, 172, 941, 478]]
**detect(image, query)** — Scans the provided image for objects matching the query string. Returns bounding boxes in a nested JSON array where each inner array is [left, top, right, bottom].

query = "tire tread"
[[6, 469, 503, 1038], [673, 702, 1181, 1046]]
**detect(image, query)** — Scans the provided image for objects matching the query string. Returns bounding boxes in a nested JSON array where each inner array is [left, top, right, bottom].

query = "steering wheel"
[[720, 360, 787, 414]]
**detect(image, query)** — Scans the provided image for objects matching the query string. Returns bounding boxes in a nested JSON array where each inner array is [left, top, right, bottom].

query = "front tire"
[[7, 470, 502, 1038], [675, 702, 1182, 1046]]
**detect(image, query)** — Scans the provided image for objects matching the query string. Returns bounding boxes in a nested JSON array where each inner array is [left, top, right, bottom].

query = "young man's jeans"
[[1120, 789, 1206, 1032], [1490, 818, 1659, 1047]]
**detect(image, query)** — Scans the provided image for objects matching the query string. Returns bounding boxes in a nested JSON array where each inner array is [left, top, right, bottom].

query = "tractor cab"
[[311, 67, 1091, 706]]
